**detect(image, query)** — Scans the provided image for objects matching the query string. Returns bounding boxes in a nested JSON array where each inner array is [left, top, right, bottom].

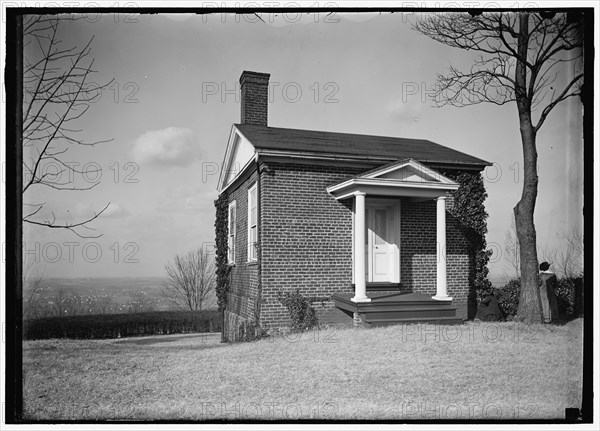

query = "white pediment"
[[360, 159, 455, 185], [218, 126, 256, 192], [378, 165, 440, 182], [326, 158, 459, 200]]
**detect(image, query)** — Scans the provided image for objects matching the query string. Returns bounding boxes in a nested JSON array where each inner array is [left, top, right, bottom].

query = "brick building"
[[217, 71, 490, 340]]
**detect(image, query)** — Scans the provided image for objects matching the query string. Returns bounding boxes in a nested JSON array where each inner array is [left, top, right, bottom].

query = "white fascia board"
[[339, 178, 459, 191], [219, 154, 257, 194], [217, 126, 239, 193], [326, 178, 356, 194], [327, 178, 459, 200], [218, 125, 257, 194]]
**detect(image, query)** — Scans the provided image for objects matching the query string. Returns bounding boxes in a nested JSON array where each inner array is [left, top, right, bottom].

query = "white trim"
[[218, 126, 257, 193], [360, 158, 457, 185], [217, 126, 238, 192], [220, 156, 256, 194], [327, 179, 458, 201], [351, 198, 355, 285], [227, 201, 237, 264], [433, 196, 452, 301], [327, 159, 460, 201], [363, 199, 401, 284], [329, 177, 460, 194], [247, 182, 258, 262], [397, 200, 401, 284], [351, 192, 370, 303]]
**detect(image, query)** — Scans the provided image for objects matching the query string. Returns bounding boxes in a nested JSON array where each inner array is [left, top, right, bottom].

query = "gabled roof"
[[235, 124, 491, 167], [327, 158, 460, 200]]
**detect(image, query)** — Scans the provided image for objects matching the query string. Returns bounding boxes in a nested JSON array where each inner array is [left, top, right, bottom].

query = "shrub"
[[24, 310, 222, 340], [492, 279, 521, 317], [492, 276, 584, 319], [555, 277, 584, 318], [276, 289, 319, 333]]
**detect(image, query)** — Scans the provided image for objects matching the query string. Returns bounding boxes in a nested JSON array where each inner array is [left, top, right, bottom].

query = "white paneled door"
[[365, 201, 400, 283]]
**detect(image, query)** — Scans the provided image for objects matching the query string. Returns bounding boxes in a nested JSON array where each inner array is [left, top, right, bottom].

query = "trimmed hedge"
[[492, 277, 584, 319], [24, 310, 222, 340]]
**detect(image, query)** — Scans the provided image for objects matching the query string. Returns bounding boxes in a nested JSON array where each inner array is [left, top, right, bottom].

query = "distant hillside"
[[26, 276, 217, 317]]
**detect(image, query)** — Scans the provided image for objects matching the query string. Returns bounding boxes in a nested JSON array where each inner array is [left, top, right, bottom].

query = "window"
[[248, 183, 258, 262], [228, 201, 236, 264]]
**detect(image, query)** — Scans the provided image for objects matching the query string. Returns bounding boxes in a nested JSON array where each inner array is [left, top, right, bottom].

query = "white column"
[[433, 196, 452, 301], [352, 192, 370, 302]]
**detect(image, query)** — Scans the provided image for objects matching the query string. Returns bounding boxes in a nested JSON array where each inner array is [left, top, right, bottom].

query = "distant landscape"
[[24, 276, 218, 318]]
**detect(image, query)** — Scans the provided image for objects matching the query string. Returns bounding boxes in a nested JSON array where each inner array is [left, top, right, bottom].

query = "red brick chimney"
[[239, 71, 270, 126]]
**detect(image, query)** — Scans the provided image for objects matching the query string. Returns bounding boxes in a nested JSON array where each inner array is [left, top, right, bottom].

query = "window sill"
[[247, 260, 258, 266]]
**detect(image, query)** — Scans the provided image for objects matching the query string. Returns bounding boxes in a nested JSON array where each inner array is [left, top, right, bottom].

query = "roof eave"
[[326, 178, 460, 200]]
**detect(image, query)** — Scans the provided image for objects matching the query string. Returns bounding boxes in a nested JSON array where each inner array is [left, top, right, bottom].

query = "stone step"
[[365, 306, 457, 320], [366, 316, 465, 326]]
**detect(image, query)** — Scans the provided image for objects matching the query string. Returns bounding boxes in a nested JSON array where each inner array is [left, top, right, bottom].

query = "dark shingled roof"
[[235, 124, 491, 168]]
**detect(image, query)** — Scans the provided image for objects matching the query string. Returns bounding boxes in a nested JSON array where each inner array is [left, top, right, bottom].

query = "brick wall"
[[224, 167, 260, 340], [226, 160, 477, 332], [259, 162, 362, 330], [400, 198, 473, 319]]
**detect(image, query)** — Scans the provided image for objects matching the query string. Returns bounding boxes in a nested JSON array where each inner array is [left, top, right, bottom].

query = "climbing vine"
[[276, 289, 319, 333], [214, 192, 231, 322], [441, 170, 493, 303]]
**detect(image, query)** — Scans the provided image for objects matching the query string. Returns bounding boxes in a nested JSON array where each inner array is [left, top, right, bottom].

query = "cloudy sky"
[[20, 9, 584, 282]]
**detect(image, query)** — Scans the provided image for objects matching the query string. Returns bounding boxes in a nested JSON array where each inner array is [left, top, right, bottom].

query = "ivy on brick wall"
[[276, 289, 319, 332], [214, 192, 231, 315], [442, 170, 493, 301]]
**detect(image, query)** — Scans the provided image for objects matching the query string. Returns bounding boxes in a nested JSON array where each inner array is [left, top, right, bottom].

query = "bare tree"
[[23, 264, 49, 319], [23, 259, 44, 318], [126, 291, 157, 314], [22, 15, 112, 238], [64, 291, 84, 316], [163, 248, 216, 311], [92, 294, 114, 314], [558, 228, 584, 278], [539, 228, 583, 279], [49, 288, 68, 317], [503, 217, 520, 280], [414, 12, 584, 323]]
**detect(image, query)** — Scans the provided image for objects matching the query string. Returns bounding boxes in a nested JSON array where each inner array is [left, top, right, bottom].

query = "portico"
[[326, 159, 459, 304]]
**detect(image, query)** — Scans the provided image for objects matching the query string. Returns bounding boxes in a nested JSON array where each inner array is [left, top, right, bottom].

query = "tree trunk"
[[514, 123, 542, 323], [514, 13, 543, 323]]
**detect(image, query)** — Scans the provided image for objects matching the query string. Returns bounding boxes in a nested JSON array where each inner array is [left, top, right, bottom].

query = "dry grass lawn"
[[23, 319, 583, 421]]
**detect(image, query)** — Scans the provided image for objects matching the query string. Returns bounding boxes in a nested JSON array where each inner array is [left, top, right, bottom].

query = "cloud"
[[70, 202, 130, 220], [157, 185, 218, 214], [131, 127, 200, 167], [386, 96, 428, 123], [101, 203, 132, 218]]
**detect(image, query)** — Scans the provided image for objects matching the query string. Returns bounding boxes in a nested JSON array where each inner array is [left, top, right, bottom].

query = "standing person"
[[539, 262, 559, 323]]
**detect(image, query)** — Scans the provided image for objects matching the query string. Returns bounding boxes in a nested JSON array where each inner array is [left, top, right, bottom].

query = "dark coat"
[[539, 272, 559, 323], [476, 295, 505, 321]]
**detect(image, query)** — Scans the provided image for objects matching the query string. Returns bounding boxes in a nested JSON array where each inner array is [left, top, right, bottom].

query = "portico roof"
[[326, 158, 459, 200]]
